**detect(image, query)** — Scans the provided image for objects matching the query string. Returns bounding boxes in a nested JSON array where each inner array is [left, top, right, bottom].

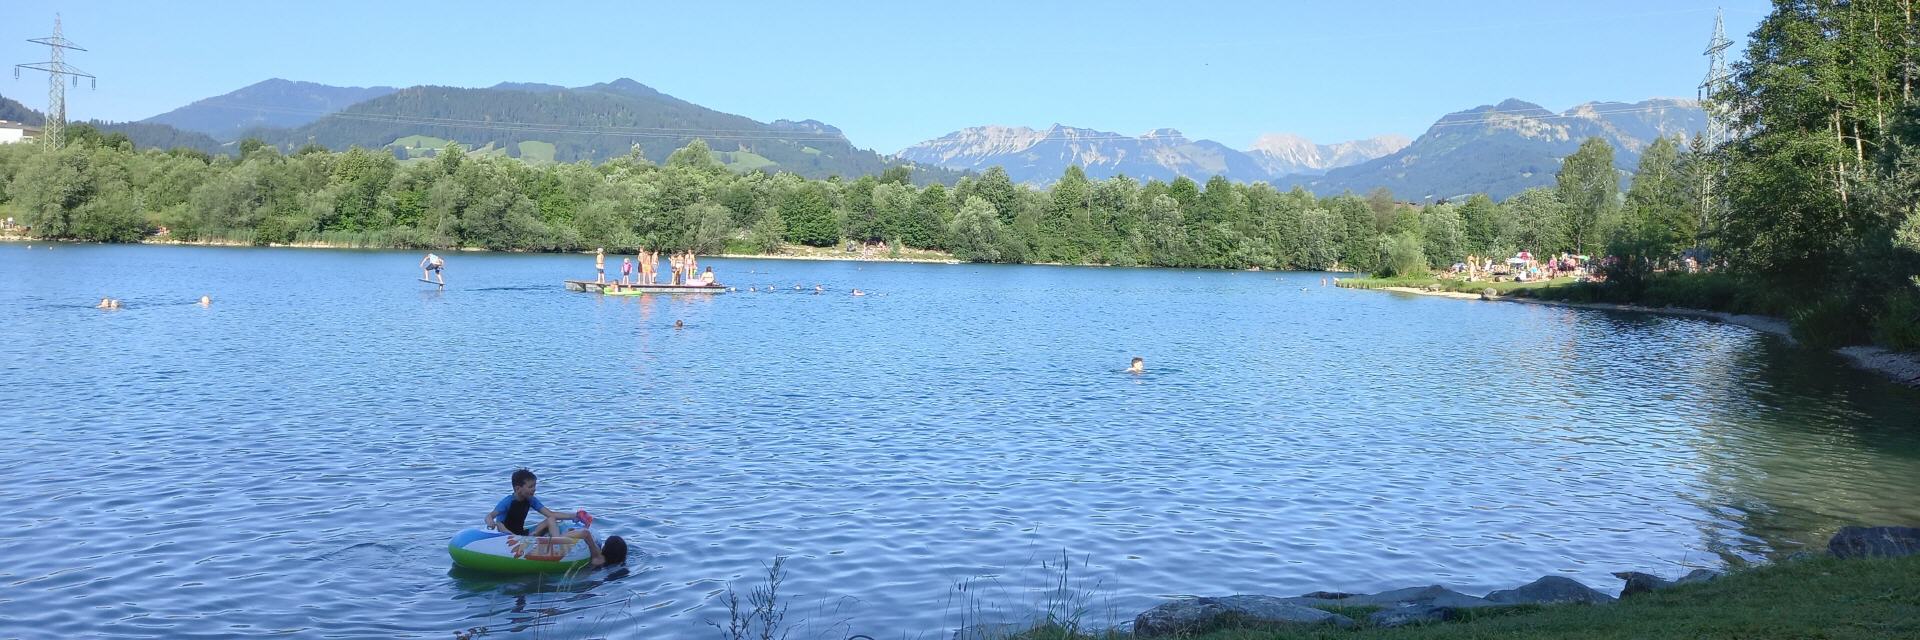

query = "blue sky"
[[2, 1, 1767, 153]]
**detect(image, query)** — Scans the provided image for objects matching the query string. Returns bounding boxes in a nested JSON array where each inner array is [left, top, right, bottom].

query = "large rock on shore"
[[1280, 584, 1497, 609], [1484, 576, 1616, 605], [1828, 526, 1920, 559], [1133, 595, 1355, 636]]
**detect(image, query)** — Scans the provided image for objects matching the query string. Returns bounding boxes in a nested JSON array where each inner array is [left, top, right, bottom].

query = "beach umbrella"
[[1516, 251, 1533, 260]]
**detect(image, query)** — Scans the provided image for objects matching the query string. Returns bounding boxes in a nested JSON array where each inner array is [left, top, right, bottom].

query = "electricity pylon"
[[15, 14, 97, 149]]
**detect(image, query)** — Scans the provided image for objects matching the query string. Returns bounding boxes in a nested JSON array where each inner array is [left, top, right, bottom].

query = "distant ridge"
[[896, 125, 1404, 185], [1300, 98, 1705, 200], [141, 78, 397, 141]]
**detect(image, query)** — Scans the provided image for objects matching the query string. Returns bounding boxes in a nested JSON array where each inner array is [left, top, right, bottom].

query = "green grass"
[[1002, 555, 1920, 640], [1335, 275, 1577, 295], [718, 150, 776, 171], [388, 135, 456, 158], [516, 140, 557, 164]]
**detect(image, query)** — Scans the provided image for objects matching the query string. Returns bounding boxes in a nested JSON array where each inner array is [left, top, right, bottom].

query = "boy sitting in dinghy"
[[486, 469, 607, 566]]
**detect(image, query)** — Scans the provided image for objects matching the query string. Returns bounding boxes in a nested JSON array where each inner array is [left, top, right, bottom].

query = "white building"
[[0, 120, 41, 144]]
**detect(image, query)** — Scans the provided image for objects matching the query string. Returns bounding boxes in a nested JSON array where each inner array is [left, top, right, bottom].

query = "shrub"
[[1375, 232, 1427, 278], [1873, 287, 1920, 351], [1791, 297, 1873, 349]]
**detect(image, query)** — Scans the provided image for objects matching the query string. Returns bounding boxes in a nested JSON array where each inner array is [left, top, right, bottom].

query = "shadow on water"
[[447, 564, 642, 638], [1688, 334, 1920, 563]]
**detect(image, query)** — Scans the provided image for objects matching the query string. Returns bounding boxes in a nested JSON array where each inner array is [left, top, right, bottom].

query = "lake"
[[3, 243, 1917, 639]]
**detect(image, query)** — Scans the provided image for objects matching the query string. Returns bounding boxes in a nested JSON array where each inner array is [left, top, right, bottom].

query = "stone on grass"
[[1612, 568, 1720, 598], [1346, 585, 1497, 609], [1484, 576, 1616, 605], [1675, 568, 1722, 585], [1299, 590, 1356, 600], [1827, 526, 1920, 559], [1133, 595, 1355, 636], [1611, 571, 1673, 598], [1368, 604, 1456, 628]]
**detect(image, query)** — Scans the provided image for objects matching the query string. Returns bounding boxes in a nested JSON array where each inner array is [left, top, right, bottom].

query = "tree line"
[[0, 126, 1700, 275]]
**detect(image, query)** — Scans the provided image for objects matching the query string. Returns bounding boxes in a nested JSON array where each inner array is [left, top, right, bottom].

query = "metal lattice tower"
[[1695, 8, 1734, 250], [1699, 8, 1733, 149], [14, 14, 97, 149]]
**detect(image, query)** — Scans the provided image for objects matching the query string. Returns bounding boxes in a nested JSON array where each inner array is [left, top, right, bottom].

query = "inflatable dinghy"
[[447, 526, 592, 574]]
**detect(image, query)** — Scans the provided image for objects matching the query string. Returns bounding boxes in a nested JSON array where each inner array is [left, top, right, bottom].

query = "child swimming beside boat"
[[486, 469, 615, 566]]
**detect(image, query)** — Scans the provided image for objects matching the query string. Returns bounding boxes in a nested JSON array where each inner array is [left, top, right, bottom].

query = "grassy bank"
[[1334, 275, 1578, 295], [1340, 272, 1920, 353], [1002, 554, 1920, 640]]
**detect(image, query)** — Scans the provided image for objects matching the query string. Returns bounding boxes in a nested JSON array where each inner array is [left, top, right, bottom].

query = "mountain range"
[[123, 78, 953, 181], [1303, 98, 1706, 200], [894, 125, 1410, 185], [6, 79, 1706, 200]]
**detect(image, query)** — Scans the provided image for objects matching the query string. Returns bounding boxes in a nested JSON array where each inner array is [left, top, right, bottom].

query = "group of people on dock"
[[597, 248, 716, 288]]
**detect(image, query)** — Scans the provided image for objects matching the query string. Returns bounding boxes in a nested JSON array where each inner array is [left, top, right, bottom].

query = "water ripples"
[[3, 244, 1918, 639]]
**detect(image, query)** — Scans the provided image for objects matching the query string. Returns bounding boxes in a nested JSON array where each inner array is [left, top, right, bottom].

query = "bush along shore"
[[963, 526, 1920, 640], [1334, 273, 1920, 388]]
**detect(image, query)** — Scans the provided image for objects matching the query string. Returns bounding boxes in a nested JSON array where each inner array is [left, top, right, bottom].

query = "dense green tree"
[[1623, 136, 1693, 259], [1457, 194, 1501, 256], [903, 183, 950, 249], [1501, 187, 1566, 255], [779, 184, 837, 247], [1557, 137, 1619, 256], [1420, 203, 1465, 267], [947, 196, 1006, 262]]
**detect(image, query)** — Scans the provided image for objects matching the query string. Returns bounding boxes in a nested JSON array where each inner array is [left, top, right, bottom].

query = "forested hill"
[[1302, 98, 1704, 200], [265, 79, 958, 183], [0, 94, 45, 126]]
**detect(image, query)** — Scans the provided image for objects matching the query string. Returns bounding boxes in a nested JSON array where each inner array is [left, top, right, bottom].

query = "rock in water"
[[1827, 526, 1920, 559], [1133, 595, 1355, 636], [1484, 576, 1616, 605]]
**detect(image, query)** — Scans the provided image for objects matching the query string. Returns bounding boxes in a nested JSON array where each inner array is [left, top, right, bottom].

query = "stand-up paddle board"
[[420, 279, 444, 287]]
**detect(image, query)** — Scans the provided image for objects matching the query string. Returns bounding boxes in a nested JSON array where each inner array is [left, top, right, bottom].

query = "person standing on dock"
[[420, 253, 446, 285], [595, 248, 606, 284], [620, 257, 633, 285]]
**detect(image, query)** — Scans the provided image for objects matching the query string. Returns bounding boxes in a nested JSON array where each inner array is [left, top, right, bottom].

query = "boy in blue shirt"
[[486, 469, 606, 566]]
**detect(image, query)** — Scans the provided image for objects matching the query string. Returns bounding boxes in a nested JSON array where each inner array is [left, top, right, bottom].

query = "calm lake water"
[[4, 243, 1918, 639]]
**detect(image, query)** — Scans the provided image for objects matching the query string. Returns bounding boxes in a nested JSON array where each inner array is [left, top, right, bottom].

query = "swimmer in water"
[[199, 295, 211, 307], [97, 297, 113, 310], [814, 284, 824, 293], [851, 289, 865, 296], [674, 320, 685, 330], [1126, 357, 1144, 374]]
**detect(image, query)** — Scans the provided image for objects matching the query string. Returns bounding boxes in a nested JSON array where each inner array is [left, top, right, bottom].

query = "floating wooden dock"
[[564, 280, 726, 295]]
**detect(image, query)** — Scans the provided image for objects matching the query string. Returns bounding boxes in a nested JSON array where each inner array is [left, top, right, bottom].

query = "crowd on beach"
[[1451, 251, 1595, 282], [1447, 249, 1710, 283]]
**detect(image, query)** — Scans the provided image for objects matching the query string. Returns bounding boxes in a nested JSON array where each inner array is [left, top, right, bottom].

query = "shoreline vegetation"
[[690, 527, 1918, 640], [1335, 274, 1920, 388]]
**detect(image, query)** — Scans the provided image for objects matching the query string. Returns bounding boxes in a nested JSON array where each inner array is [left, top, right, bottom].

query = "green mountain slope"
[[268, 78, 956, 181]]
